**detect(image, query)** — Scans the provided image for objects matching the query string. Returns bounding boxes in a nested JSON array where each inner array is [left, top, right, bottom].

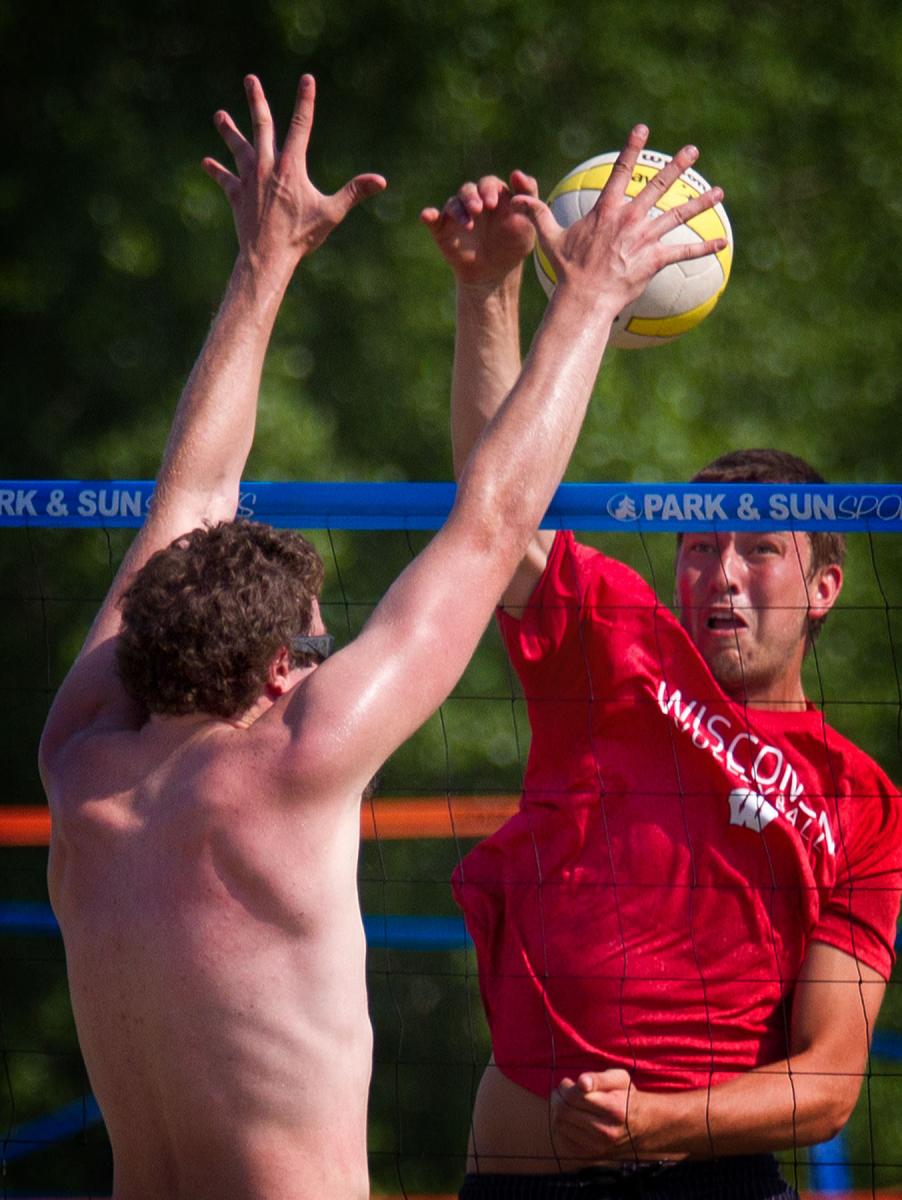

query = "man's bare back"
[[47, 712, 371, 1197]]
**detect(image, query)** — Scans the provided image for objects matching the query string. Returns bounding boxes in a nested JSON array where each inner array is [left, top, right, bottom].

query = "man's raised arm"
[[284, 132, 726, 796], [39, 74, 385, 771], [421, 169, 551, 610]]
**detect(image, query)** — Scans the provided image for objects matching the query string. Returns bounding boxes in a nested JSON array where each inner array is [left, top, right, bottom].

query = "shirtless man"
[[37, 74, 726, 1199], [424, 173, 902, 1198]]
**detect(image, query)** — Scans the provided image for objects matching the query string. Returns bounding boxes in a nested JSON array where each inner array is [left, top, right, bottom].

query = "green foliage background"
[[3, 0, 902, 1192]]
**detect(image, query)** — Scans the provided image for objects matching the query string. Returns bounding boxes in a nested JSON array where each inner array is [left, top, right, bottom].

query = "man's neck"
[[723, 680, 810, 713]]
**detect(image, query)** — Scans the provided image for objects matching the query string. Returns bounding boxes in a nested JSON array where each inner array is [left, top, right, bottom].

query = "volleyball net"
[[2, 479, 902, 1198]]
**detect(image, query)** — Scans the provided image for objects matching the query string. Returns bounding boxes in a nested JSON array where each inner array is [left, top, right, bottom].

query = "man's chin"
[[705, 648, 748, 693]]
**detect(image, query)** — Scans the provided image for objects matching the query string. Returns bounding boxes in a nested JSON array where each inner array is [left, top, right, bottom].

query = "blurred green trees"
[[3, 0, 902, 1192]]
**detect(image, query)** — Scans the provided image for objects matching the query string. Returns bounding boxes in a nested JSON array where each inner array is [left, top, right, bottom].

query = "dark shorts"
[[459, 1155, 798, 1200]]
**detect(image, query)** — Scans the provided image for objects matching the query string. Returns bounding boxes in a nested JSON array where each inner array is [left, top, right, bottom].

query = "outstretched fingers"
[[212, 108, 255, 177], [281, 73, 317, 171], [657, 234, 728, 266], [203, 71, 386, 264], [327, 172, 388, 224], [201, 155, 238, 197], [653, 185, 727, 262], [244, 75, 277, 171], [657, 183, 724, 230], [631, 143, 699, 215], [598, 123, 648, 208]]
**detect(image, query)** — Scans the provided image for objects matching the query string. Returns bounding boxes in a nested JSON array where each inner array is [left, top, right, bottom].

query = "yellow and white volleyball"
[[534, 149, 733, 349]]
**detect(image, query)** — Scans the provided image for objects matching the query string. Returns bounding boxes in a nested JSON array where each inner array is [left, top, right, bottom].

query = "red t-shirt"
[[451, 531, 902, 1096]]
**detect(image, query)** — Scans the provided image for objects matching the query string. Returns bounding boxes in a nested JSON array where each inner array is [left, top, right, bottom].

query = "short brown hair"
[[689, 449, 845, 574], [685, 449, 844, 641], [117, 521, 324, 718]]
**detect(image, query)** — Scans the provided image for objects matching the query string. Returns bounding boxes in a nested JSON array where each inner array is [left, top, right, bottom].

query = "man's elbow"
[[453, 471, 540, 561], [808, 1074, 863, 1144], [832, 1074, 864, 1133]]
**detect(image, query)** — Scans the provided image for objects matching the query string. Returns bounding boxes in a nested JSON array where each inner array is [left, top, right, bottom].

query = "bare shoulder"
[[250, 672, 375, 812], [44, 723, 150, 819], [47, 721, 290, 849], [47, 699, 359, 828], [39, 637, 145, 790]]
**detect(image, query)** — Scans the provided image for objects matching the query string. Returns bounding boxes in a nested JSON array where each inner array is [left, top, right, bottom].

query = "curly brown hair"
[[117, 520, 324, 718]]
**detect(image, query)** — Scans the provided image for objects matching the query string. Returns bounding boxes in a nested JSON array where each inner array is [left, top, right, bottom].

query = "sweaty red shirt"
[[452, 532, 902, 1096]]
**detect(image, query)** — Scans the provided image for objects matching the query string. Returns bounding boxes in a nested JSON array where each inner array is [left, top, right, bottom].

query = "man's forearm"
[[452, 282, 616, 554], [629, 947, 881, 1158], [155, 253, 293, 519], [451, 271, 523, 478], [632, 1052, 861, 1158]]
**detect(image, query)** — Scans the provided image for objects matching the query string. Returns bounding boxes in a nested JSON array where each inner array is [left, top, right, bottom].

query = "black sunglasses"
[[289, 634, 335, 663]]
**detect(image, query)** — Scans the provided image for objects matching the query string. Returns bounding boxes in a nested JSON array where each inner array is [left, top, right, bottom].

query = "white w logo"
[[728, 788, 779, 834]]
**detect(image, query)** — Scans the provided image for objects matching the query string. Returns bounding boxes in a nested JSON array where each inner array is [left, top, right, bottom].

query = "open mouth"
[[706, 610, 748, 632]]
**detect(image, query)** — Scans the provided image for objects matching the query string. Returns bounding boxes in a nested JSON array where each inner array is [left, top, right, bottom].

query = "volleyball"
[[534, 149, 733, 349]]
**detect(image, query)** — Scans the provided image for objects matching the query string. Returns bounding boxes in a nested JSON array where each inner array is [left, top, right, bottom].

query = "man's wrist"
[[229, 250, 296, 313], [625, 1086, 707, 1160], [455, 270, 523, 342], [456, 264, 524, 305], [545, 279, 624, 330]]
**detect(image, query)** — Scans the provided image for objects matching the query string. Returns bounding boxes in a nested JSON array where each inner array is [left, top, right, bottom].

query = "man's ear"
[[266, 646, 295, 695], [808, 563, 843, 624]]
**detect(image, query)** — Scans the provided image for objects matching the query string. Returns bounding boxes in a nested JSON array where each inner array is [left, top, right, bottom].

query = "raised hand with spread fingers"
[[203, 73, 386, 270]]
